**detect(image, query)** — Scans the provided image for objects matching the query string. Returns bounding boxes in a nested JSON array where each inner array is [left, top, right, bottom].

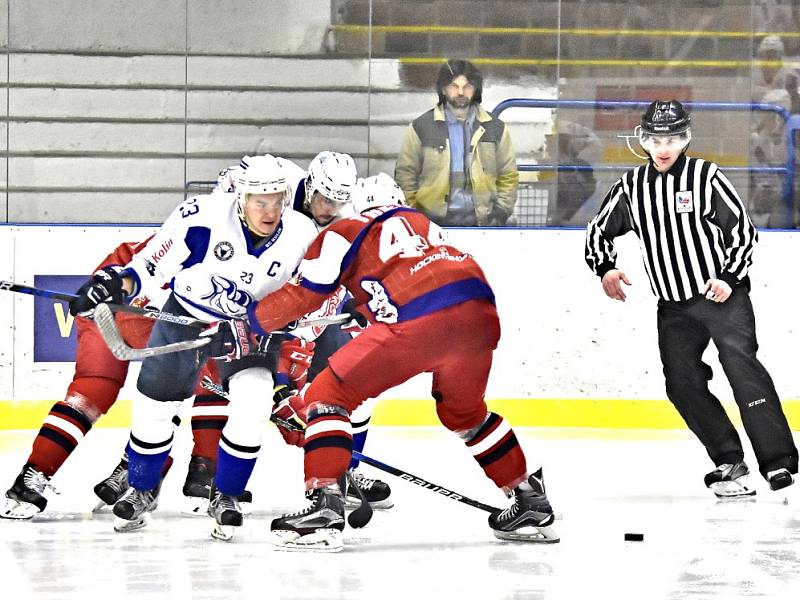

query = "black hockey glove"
[[341, 298, 368, 329], [200, 319, 252, 362], [69, 266, 126, 317]]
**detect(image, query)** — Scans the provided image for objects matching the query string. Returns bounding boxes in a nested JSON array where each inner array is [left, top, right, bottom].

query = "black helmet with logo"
[[641, 100, 691, 136]]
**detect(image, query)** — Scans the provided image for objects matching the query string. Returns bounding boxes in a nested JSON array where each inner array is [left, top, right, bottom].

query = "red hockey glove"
[[272, 384, 306, 447], [277, 338, 315, 389], [199, 319, 251, 362]]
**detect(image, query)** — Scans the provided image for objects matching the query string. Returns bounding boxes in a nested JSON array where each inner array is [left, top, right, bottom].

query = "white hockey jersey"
[[122, 193, 318, 321]]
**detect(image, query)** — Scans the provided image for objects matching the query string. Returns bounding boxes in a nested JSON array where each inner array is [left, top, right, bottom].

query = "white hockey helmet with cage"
[[305, 151, 358, 205], [352, 172, 407, 213], [235, 154, 293, 217]]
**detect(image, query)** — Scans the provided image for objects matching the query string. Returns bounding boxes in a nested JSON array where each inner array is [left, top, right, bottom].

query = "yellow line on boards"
[[2, 398, 798, 431], [332, 24, 800, 39], [397, 57, 794, 69]]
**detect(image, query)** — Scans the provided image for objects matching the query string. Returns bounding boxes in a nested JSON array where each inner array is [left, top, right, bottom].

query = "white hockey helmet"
[[304, 151, 358, 205], [235, 154, 293, 217], [352, 172, 407, 213], [757, 35, 784, 57]]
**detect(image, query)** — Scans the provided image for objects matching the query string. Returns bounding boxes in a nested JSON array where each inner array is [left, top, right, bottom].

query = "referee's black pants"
[[657, 287, 798, 479]]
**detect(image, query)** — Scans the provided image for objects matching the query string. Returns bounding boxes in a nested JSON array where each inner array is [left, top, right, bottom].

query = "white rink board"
[[4, 225, 156, 400], [2, 225, 799, 402]]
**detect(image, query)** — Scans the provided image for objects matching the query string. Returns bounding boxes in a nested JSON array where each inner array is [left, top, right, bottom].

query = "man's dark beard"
[[447, 97, 471, 110]]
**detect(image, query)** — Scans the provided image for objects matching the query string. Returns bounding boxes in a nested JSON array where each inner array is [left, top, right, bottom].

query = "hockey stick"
[[1, 279, 356, 332], [350, 452, 500, 514], [0, 280, 209, 328], [93, 303, 210, 360], [199, 378, 502, 515]]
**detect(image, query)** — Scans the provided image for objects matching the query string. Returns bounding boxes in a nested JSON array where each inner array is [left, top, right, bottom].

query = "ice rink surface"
[[1, 425, 799, 600]]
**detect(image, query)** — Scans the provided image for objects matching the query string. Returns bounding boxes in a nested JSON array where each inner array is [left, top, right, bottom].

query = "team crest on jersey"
[[201, 274, 254, 317], [214, 241, 234, 261], [675, 191, 694, 214]]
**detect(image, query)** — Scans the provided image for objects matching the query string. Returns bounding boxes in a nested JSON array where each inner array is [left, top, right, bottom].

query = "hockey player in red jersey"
[[0, 241, 237, 519], [240, 173, 559, 551]]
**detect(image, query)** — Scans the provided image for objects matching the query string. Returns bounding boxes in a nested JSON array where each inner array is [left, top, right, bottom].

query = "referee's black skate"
[[182, 456, 253, 515], [489, 468, 560, 543], [208, 484, 243, 541], [270, 484, 345, 552], [1, 464, 54, 520], [344, 469, 393, 510], [767, 468, 794, 491], [93, 456, 129, 510], [112, 484, 161, 532], [704, 462, 756, 498]]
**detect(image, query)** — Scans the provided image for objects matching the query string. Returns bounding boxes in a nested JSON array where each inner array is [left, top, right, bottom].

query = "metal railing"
[[492, 98, 795, 227]]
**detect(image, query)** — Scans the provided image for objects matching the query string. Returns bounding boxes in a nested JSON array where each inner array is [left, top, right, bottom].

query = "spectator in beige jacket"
[[394, 59, 518, 226]]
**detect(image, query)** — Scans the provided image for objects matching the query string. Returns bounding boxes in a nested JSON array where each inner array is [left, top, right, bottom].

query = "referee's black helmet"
[[641, 100, 691, 136]]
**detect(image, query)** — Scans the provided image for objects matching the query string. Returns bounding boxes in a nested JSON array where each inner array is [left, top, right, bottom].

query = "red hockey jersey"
[[251, 206, 494, 335]]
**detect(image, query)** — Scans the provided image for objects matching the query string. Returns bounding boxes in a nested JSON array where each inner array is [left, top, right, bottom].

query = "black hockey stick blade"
[[93, 304, 210, 360], [343, 470, 373, 529]]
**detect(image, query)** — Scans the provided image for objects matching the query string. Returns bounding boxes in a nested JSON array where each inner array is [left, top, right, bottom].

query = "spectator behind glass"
[[749, 35, 800, 227], [752, 35, 799, 113], [542, 120, 601, 226], [394, 59, 519, 226]]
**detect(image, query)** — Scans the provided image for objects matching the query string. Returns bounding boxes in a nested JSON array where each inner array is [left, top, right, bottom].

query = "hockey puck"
[[624, 533, 644, 542]]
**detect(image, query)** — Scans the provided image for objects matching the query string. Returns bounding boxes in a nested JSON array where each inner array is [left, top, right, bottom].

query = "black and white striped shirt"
[[585, 155, 757, 302]]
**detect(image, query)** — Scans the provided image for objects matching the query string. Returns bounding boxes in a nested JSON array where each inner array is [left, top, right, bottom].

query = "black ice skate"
[[767, 468, 794, 491], [344, 469, 393, 510], [489, 469, 560, 543], [112, 484, 161, 533], [208, 484, 243, 541], [92, 456, 129, 510], [1, 464, 55, 520], [704, 462, 756, 498], [182, 456, 253, 516], [270, 484, 346, 552]]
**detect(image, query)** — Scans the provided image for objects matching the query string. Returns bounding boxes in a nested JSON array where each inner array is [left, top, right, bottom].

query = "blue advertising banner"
[[33, 275, 85, 362]]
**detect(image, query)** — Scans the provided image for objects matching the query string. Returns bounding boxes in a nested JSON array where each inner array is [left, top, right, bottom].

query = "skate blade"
[[210, 522, 238, 541], [269, 529, 344, 553], [344, 497, 394, 510], [92, 499, 111, 513], [493, 523, 560, 544], [0, 498, 41, 520], [113, 514, 150, 533], [710, 481, 757, 498], [181, 496, 209, 516]]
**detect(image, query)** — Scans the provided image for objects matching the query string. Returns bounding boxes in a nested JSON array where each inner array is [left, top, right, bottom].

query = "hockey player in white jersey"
[[216, 151, 395, 510], [69, 155, 319, 539]]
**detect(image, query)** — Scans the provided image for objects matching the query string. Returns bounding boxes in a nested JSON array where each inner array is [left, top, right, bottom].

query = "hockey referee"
[[585, 100, 798, 497]]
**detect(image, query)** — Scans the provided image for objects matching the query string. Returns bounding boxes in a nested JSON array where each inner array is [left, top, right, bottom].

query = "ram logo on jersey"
[[201, 274, 254, 316]]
